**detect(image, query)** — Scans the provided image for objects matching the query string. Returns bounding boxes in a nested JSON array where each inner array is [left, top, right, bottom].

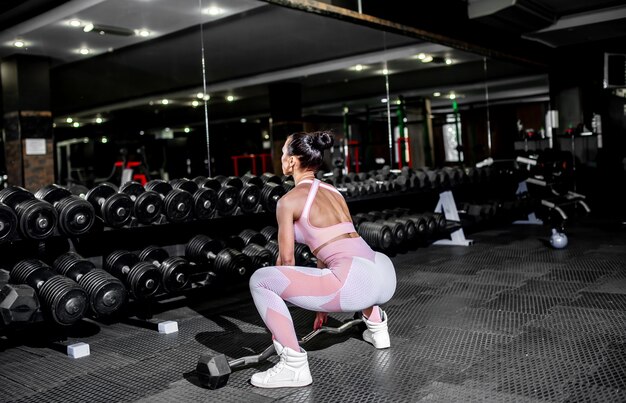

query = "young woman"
[[249, 130, 396, 388]]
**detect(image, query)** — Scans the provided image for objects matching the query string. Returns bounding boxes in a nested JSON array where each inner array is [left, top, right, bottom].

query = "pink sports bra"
[[293, 179, 357, 252]]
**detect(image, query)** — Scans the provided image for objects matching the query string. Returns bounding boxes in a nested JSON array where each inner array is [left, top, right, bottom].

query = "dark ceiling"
[[1, 0, 624, 132]]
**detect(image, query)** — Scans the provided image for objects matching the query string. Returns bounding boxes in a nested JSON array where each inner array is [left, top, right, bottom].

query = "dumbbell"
[[0, 202, 18, 243], [197, 317, 364, 389], [68, 184, 90, 198], [144, 179, 194, 223], [85, 183, 133, 228], [263, 240, 314, 266], [225, 229, 272, 269], [169, 178, 218, 220], [356, 221, 393, 252], [119, 181, 164, 224], [241, 173, 264, 188], [260, 182, 286, 213], [138, 246, 192, 293], [0, 269, 42, 326], [10, 259, 88, 325], [356, 212, 405, 247], [53, 252, 127, 316], [216, 176, 260, 214], [261, 173, 282, 185], [195, 177, 239, 216], [0, 186, 58, 240], [259, 226, 278, 243], [186, 235, 251, 279], [230, 229, 267, 248], [35, 184, 95, 236], [282, 179, 295, 192], [104, 251, 161, 299]]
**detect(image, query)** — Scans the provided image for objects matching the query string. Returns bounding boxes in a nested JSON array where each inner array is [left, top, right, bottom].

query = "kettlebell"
[[550, 228, 568, 249]]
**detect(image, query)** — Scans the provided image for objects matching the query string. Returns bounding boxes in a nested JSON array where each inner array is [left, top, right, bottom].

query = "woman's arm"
[[276, 197, 296, 266]]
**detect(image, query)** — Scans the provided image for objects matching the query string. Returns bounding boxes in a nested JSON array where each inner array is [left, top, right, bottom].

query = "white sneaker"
[[250, 340, 312, 388], [362, 309, 391, 349]]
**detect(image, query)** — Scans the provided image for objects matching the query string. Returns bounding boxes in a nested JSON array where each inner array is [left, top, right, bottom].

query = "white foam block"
[[67, 342, 90, 359], [158, 321, 178, 334]]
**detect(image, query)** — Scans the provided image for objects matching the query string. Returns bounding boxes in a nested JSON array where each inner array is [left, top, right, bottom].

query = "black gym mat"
[[1, 221, 626, 403]]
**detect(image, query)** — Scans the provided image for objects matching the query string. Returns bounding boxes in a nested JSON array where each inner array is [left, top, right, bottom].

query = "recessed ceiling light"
[[449, 93, 456, 99], [381, 98, 388, 103], [68, 19, 82, 27], [72, 122, 80, 128], [354, 64, 364, 71], [13, 40, 25, 48], [421, 55, 434, 63], [417, 53, 426, 60], [101, 136, 108, 143], [79, 48, 90, 55], [136, 29, 150, 37], [445, 58, 453, 65], [240, 118, 247, 123], [95, 117, 103, 124], [226, 95, 235, 102], [203, 6, 224, 16], [83, 23, 94, 33], [192, 100, 199, 107], [433, 92, 441, 97], [161, 99, 169, 105], [196, 92, 205, 99], [382, 69, 389, 75], [66, 117, 73, 123], [184, 127, 191, 133]]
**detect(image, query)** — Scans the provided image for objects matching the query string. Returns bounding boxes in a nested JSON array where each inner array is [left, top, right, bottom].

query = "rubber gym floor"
[[1, 220, 625, 403]]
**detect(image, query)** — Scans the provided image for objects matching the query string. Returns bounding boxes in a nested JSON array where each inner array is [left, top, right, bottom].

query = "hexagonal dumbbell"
[[0, 269, 42, 326]]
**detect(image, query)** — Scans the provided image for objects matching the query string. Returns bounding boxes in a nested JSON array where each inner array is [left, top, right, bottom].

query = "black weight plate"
[[163, 189, 193, 223], [222, 176, 243, 189], [200, 177, 221, 192], [119, 181, 145, 200], [160, 257, 192, 292], [238, 184, 260, 213], [144, 179, 172, 196], [216, 185, 239, 215], [133, 191, 163, 224], [241, 173, 263, 188], [105, 250, 139, 278], [193, 188, 217, 219], [17, 199, 58, 240], [68, 184, 90, 198], [86, 184, 117, 212], [261, 182, 286, 213], [35, 184, 71, 204], [57, 196, 95, 236], [171, 178, 198, 194], [0, 186, 33, 208], [101, 193, 133, 228], [0, 202, 18, 243], [139, 245, 169, 263], [261, 172, 282, 185]]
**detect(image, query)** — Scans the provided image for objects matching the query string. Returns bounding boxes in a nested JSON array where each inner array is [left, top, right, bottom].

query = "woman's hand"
[[313, 312, 328, 330]]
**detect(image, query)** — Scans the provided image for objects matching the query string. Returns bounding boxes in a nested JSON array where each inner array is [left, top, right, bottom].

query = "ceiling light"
[[66, 117, 73, 123], [79, 48, 90, 55], [95, 117, 103, 124], [354, 64, 364, 71], [381, 98, 388, 103], [226, 95, 235, 102], [136, 29, 150, 37], [417, 53, 426, 60], [161, 99, 169, 105], [203, 6, 224, 16], [101, 136, 108, 143], [433, 92, 441, 97], [68, 19, 82, 27], [72, 122, 80, 128], [13, 40, 25, 48], [382, 69, 389, 75], [83, 23, 94, 33], [184, 127, 191, 133], [449, 93, 456, 100], [445, 58, 453, 65], [196, 92, 205, 99], [240, 118, 247, 123], [192, 100, 199, 107], [421, 55, 434, 63]]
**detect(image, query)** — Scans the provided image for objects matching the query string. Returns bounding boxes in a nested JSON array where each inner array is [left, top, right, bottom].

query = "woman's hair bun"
[[312, 131, 334, 151]]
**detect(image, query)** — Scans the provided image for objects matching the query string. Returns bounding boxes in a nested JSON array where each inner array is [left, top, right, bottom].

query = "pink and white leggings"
[[249, 237, 396, 351]]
